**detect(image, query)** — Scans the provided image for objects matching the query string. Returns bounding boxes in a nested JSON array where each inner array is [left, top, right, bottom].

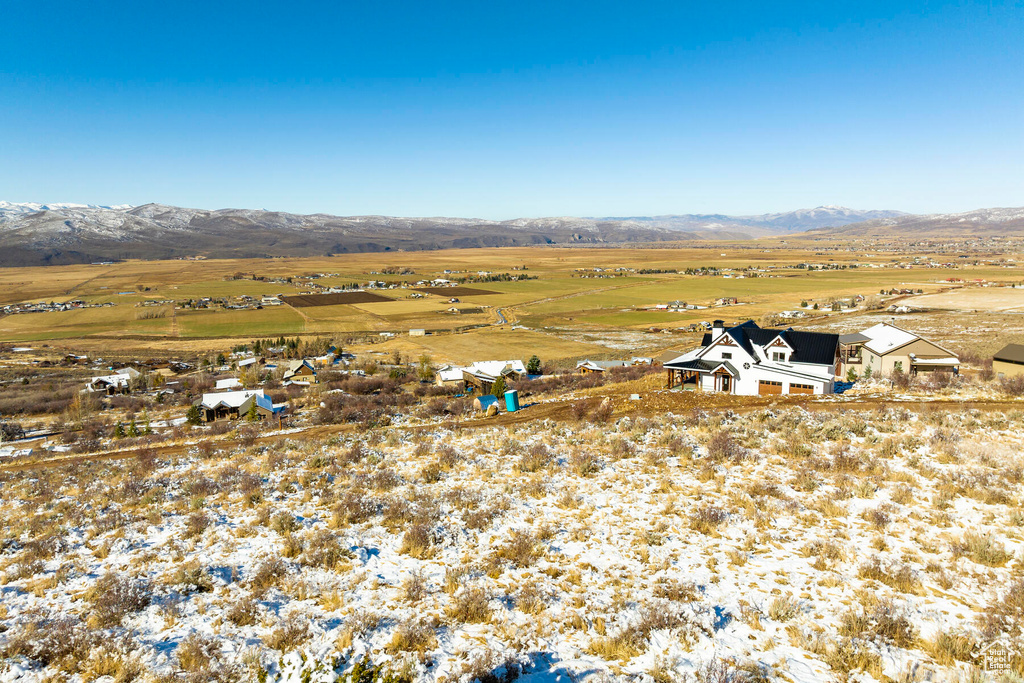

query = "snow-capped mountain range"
[[0, 201, 1017, 266], [805, 206, 1024, 237], [594, 206, 908, 232]]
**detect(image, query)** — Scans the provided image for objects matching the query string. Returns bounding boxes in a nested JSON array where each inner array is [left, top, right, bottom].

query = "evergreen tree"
[[491, 376, 507, 398], [114, 422, 126, 438], [186, 404, 203, 425], [526, 355, 541, 375], [846, 367, 858, 382], [246, 401, 260, 422], [127, 420, 140, 438]]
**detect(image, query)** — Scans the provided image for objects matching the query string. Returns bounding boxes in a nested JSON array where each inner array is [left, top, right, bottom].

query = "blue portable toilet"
[[504, 389, 520, 412]]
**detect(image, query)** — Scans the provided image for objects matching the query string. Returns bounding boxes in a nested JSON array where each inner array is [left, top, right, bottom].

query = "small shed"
[[473, 395, 499, 412]]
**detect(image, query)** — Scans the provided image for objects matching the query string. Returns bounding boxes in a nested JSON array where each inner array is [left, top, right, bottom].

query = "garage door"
[[789, 383, 814, 395], [758, 380, 783, 395]]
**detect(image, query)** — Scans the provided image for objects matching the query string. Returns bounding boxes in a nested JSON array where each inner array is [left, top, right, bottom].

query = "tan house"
[[841, 323, 959, 377], [283, 359, 317, 383], [993, 344, 1024, 378], [197, 389, 280, 422]]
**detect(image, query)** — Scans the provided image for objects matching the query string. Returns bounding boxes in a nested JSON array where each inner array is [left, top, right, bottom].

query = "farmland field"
[[282, 292, 394, 307], [413, 286, 499, 296], [0, 242, 1021, 359]]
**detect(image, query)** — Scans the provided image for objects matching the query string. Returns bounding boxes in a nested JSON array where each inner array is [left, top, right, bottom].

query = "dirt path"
[[6, 391, 1020, 474]]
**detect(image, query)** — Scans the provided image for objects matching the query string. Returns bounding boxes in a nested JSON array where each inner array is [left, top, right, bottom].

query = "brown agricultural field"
[[0, 239, 1021, 362], [281, 292, 395, 307]]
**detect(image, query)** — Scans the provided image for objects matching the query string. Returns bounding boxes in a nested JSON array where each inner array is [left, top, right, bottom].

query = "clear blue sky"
[[1, 1, 1021, 218]]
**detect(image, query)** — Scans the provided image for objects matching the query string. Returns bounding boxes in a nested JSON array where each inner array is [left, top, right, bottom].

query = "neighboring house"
[[215, 377, 243, 390], [435, 367, 467, 387], [435, 360, 526, 392], [663, 319, 839, 396], [576, 360, 629, 374], [993, 343, 1024, 378], [283, 359, 317, 383], [657, 348, 688, 365], [841, 322, 959, 376], [197, 389, 282, 422], [86, 367, 141, 395], [238, 357, 265, 369]]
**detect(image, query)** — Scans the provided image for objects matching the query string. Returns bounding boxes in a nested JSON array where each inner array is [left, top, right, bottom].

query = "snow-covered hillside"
[[0, 406, 1016, 682]]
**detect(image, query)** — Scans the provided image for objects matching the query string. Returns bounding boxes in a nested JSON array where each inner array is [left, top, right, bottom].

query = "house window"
[[772, 352, 786, 362], [721, 352, 732, 359]]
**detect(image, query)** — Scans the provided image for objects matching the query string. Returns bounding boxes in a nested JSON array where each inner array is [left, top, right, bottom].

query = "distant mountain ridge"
[[594, 206, 907, 233], [0, 201, 925, 266], [805, 206, 1024, 237]]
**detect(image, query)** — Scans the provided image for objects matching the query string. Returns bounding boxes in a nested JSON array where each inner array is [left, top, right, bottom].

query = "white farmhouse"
[[664, 320, 839, 395]]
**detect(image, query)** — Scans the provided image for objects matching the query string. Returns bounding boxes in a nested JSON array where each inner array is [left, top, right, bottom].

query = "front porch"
[[665, 366, 735, 393]]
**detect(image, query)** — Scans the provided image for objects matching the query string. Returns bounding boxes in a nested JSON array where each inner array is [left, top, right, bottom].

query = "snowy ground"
[[1, 405, 1023, 682]]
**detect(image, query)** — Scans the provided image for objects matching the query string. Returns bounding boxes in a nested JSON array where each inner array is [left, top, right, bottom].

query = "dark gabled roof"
[[839, 332, 871, 345], [664, 358, 738, 375], [701, 319, 839, 366], [995, 343, 1024, 364]]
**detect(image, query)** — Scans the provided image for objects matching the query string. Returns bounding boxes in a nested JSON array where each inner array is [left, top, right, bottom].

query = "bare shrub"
[[569, 401, 591, 422], [858, 556, 921, 594], [568, 451, 600, 477], [86, 573, 152, 627], [183, 512, 211, 539], [705, 430, 743, 463], [385, 619, 438, 660], [402, 569, 428, 603], [249, 555, 290, 594], [271, 510, 301, 535], [516, 583, 546, 614], [952, 531, 1014, 567], [264, 613, 311, 651], [2, 616, 98, 668], [446, 586, 492, 623], [689, 505, 729, 535], [1000, 375, 1024, 396], [979, 579, 1024, 638], [493, 529, 544, 568], [767, 595, 800, 622], [838, 599, 916, 647], [167, 562, 214, 593], [177, 632, 222, 672], [332, 491, 378, 527], [400, 523, 436, 559], [226, 594, 260, 626], [461, 648, 524, 683], [301, 529, 352, 569], [653, 579, 701, 603], [516, 443, 552, 473], [923, 629, 978, 666], [588, 604, 702, 662], [419, 461, 444, 483]]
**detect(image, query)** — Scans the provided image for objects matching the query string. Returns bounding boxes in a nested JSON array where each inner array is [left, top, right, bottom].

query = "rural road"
[[5, 391, 1020, 473]]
